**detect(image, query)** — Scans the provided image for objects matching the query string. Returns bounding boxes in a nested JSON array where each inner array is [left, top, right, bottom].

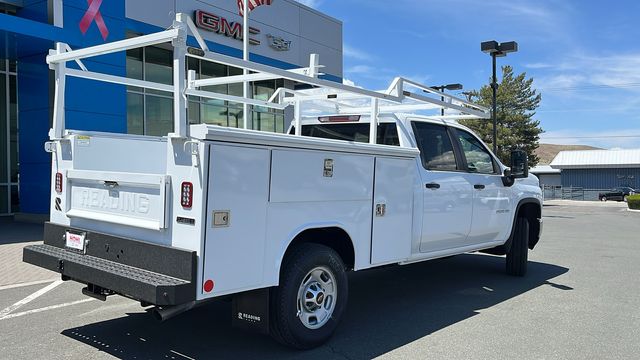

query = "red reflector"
[[55, 172, 63, 193], [204, 280, 214, 293], [318, 115, 361, 123], [181, 182, 193, 208]]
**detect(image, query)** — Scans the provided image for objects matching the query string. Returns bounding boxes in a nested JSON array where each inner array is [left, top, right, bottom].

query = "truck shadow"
[[0, 218, 44, 245], [61, 254, 569, 359]]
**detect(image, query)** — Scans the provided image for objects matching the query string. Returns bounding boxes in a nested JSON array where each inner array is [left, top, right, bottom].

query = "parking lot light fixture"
[[481, 40, 518, 154], [431, 83, 464, 116]]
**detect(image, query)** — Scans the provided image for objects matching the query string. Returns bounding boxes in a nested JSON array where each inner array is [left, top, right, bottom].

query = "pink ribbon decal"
[[79, 0, 109, 41]]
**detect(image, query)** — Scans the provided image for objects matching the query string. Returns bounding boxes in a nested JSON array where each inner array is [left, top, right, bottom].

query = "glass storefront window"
[[145, 96, 173, 136], [201, 103, 228, 126], [9, 75, 17, 183], [0, 75, 6, 183], [126, 42, 174, 135], [276, 114, 285, 133], [257, 112, 276, 132], [200, 61, 226, 105], [228, 66, 244, 97], [127, 92, 144, 135], [126, 48, 143, 80], [125, 38, 286, 136], [0, 185, 7, 214], [145, 47, 173, 85], [188, 101, 200, 124], [1, 60, 18, 215], [11, 185, 19, 213], [126, 48, 143, 93], [228, 107, 242, 128]]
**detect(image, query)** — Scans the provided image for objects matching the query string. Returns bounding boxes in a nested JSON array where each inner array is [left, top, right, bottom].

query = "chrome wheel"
[[296, 266, 337, 329]]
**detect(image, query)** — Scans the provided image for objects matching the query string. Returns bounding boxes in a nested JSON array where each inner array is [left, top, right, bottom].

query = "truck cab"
[[292, 114, 542, 257]]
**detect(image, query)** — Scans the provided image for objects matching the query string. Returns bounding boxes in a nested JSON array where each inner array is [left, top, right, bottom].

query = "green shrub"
[[629, 194, 640, 210]]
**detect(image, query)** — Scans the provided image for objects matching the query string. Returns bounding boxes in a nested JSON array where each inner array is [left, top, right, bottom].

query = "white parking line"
[[0, 299, 95, 321], [0, 280, 63, 319], [170, 350, 196, 360], [0, 279, 59, 291]]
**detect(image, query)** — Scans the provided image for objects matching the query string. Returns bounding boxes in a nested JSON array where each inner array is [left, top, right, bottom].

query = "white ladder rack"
[[46, 13, 490, 145]]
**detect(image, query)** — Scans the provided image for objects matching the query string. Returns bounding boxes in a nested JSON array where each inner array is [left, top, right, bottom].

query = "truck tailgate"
[[64, 170, 170, 230]]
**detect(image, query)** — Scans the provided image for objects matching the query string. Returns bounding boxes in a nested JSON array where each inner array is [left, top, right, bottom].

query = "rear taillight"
[[181, 182, 193, 208], [55, 172, 63, 193]]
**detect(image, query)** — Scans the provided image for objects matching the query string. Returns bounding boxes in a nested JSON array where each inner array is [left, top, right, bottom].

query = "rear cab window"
[[292, 123, 400, 146]]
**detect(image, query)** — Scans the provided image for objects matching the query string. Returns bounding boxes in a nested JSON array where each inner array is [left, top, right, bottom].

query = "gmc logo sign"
[[195, 10, 261, 45]]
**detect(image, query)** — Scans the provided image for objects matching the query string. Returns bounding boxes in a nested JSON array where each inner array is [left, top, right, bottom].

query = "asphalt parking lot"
[[1, 201, 639, 359]]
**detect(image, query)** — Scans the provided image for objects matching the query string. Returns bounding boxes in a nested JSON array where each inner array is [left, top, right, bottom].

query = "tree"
[[459, 65, 543, 167]]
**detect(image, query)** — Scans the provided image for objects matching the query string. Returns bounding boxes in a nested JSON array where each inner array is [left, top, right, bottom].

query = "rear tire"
[[506, 217, 529, 277], [624, 195, 629, 202], [601, 196, 607, 202], [270, 243, 348, 349]]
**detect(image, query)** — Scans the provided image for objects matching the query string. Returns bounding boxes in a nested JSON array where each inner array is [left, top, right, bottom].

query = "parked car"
[[599, 187, 636, 202]]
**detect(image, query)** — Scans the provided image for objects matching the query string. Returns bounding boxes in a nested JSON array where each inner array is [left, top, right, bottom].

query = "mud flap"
[[231, 288, 271, 335]]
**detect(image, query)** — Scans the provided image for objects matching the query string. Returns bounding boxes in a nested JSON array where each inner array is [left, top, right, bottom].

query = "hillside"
[[535, 144, 602, 165]]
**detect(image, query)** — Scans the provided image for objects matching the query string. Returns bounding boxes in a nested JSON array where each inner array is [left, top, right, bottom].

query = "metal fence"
[[543, 186, 612, 201]]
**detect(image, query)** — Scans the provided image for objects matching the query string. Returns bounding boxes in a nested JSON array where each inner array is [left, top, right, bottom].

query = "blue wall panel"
[[561, 168, 640, 190], [18, 52, 51, 214], [19, 162, 52, 214], [16, 0, 128, 214]]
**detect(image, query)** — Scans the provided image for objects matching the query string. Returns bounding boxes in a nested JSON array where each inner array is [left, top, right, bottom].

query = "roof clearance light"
[[181, 182, 193, 208], [318, 115, 361, 123], [55, 172, 63, 193]]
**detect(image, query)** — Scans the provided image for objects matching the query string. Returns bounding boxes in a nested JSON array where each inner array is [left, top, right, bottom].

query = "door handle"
[[474, 184, 485, 190], [425, 183, 441, 190]]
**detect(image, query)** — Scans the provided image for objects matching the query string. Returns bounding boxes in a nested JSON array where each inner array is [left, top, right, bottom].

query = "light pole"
[[481, 40, 518, 155], [430, 83, 463, 116]]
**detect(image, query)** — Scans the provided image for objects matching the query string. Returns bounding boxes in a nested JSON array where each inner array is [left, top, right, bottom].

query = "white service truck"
[[23, 15, 542, 349]]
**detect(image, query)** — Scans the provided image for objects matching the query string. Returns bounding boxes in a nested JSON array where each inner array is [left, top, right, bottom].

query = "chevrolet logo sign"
[[267, 34, 292, 51]]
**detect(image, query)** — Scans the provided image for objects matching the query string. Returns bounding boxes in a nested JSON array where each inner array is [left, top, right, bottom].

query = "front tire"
[[506, 217, 529, 277], [600, 196, 607, 202], [270, 243, 348, 349], [624, 195, 629, 202]]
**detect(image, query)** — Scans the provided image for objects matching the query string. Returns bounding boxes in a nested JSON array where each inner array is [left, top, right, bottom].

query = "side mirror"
[[502, 150, 528, 187], [510, 150, 529, 179]]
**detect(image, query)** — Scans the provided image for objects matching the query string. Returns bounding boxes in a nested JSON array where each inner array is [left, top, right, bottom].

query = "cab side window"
[[411, 122, 459, 171], [455, 129, 497, 174]]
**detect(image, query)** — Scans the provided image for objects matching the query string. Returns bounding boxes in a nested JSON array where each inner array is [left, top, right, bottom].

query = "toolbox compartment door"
[[370, 157, 415, 265]]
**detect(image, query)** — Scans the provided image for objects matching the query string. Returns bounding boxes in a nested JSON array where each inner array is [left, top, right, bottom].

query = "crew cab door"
[[411, 122, 473, 252], [450, 128, 512, 243]]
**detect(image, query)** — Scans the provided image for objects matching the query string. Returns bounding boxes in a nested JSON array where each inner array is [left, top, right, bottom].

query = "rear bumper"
[[23, 223, 196, 306]]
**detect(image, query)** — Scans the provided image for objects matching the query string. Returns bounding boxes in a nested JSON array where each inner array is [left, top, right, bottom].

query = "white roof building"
[[530, 165, 561, 174], [550, 149, 640, 169]]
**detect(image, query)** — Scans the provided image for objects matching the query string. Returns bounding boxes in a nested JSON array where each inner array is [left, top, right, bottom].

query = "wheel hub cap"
[[296, 266, 337, 329]]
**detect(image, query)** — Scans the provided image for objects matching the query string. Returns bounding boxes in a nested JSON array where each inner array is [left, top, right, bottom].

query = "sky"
[[297, 0, 640, 149]]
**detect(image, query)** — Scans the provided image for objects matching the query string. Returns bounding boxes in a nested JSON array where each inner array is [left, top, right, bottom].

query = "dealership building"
[[0, 0, 343, 217]]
